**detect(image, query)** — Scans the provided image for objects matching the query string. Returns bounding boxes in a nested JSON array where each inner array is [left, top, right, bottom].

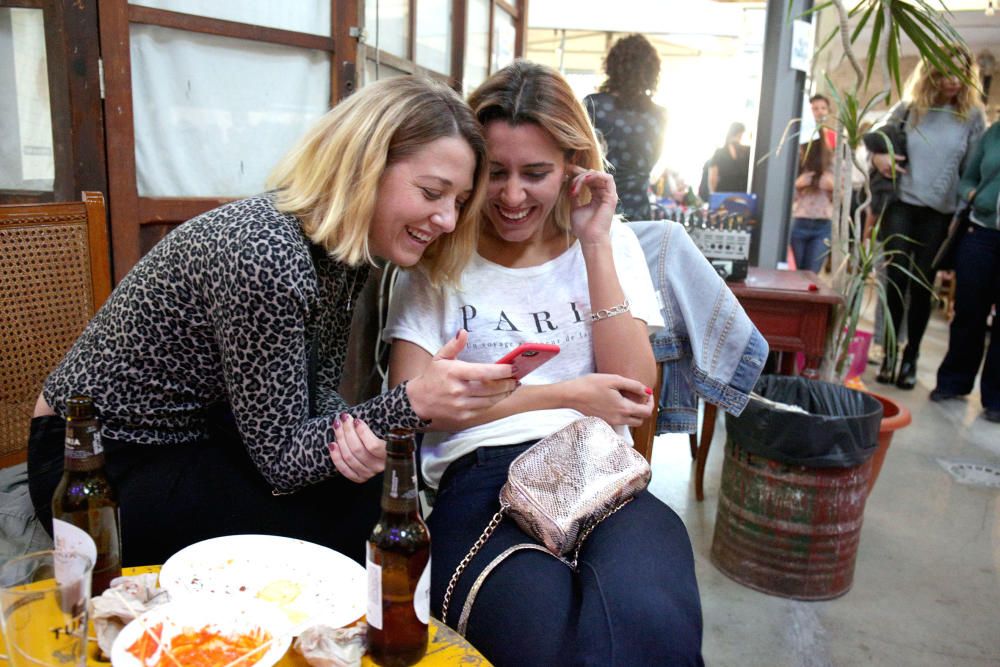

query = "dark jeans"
[[881, 201, 951, 362], [27, 408, 381, 567], [429, 443, 705, 667], [790, 217, 832, 273], [935, 226, 1000, 410]]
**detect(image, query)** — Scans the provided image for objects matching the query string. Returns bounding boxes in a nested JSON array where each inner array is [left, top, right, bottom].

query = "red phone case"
[[495, 343, 561, 380]]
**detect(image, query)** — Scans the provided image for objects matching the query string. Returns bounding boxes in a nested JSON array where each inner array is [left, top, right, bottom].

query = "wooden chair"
[[629, 364, 663, 463], [0, 192, 111, 467]]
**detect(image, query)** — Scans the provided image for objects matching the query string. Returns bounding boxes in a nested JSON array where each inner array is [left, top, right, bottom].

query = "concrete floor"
[[648, 307, 1000, 666]]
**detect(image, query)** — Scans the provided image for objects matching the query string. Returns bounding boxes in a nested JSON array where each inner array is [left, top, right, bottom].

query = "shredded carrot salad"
[[126, 622, 273, 667]]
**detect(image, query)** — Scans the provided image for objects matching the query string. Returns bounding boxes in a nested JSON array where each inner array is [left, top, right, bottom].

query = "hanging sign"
[[790, 19, 815, 73]]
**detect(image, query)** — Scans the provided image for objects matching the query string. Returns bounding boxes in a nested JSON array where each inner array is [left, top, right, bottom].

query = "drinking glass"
[[0, 550, 93, 667]]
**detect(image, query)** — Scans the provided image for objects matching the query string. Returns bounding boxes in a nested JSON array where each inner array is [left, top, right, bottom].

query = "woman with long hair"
[[872, 47, 986, 389], [584, 34, 668, 220], [789, 138, 835, 272], [28, 77, 515, 566], [709, 122, 751, 194], [384, 61, 704, 665]]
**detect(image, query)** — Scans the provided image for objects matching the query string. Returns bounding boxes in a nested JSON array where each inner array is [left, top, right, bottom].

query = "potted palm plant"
[[814, 0, 968, 381], [799, 0, 973, 485]]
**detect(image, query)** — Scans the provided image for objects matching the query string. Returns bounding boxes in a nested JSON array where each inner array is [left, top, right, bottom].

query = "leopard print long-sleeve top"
[[43, 195, 426, 492]]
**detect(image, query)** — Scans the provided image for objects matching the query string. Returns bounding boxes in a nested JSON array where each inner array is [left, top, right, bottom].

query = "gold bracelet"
[[590, 297, 631, 322]]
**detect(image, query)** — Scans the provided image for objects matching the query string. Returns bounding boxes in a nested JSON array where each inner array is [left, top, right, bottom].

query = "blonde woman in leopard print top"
[[28, 77, 516, 566]]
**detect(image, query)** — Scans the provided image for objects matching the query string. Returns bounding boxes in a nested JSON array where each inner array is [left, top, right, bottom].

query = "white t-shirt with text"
[[383, 222, 664, 488]]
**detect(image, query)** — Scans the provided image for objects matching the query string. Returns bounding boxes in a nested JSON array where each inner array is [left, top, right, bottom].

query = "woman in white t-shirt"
[[381, 61, 704, 666]]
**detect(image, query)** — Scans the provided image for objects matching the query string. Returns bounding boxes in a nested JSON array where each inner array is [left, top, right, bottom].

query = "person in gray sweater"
[[872, 49, 986, 389]]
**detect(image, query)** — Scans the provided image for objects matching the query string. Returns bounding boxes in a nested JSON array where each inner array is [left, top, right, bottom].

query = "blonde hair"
[[268, 77, 488, 286], [468, 60, 604, 234], [904, 45, 984, 124]]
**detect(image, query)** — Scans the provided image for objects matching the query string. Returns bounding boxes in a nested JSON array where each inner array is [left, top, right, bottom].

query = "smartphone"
[[495, 343, 561, 380]]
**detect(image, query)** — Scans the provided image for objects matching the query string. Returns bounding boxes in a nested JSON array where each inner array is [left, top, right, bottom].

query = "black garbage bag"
[[725, 375, 883, 468]]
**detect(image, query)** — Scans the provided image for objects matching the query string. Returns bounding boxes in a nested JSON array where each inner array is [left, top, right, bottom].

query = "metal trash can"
[[710, 376, 882, 600]]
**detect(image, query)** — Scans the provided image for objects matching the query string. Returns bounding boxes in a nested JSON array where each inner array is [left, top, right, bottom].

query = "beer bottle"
[[51, 395, 122, 595], [366, 430, 430, 667]]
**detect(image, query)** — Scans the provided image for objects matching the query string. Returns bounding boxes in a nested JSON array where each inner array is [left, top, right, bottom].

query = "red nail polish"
[[455, 329, 462, 339], [340, 413, 351, 423], [644, 387, 653, 395]]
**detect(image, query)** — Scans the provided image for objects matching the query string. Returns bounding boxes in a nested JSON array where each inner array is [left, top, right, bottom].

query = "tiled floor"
[[648, 306, 1000, 666]]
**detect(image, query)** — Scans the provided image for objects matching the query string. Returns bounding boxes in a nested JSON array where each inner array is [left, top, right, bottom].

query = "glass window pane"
[[364, 58, 409, 84], [0, 8, 53, 192], [463, 0, 489, 94], [131, 0, 330, 37], [364, 0, 409, 60], [492, 8, 516, 73], [130, 24, 330, 198], [415, 0, 451, 74]]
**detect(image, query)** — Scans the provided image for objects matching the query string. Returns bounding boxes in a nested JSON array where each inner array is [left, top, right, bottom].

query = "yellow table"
[[1, 565, 489, 666]]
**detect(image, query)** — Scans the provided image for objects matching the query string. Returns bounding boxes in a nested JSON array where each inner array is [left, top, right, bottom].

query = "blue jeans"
[[429, 443, 705, 667], [790, 217, 832, 273], [935, 226, 1000, 410]]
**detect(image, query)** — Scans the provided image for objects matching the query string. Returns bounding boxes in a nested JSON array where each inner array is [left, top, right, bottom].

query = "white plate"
[[110, 598, 292, 667], [158, 535, 366, 634]]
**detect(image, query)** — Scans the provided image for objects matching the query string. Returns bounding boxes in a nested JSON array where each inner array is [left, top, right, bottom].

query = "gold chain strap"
[[441, 504, 507, 625], [441, 496, 635, 626]]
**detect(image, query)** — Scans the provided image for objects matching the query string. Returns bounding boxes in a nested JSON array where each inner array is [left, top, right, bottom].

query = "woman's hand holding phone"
[[405, 330, 518, 426], [495, 343, 560, 380]]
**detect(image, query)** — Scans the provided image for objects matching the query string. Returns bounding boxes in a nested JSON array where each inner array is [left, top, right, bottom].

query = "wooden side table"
[[694, 268, 842, 500]]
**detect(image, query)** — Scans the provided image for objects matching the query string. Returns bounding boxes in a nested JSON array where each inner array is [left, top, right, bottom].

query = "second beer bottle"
[[366, 430, 430, 667], [51, 395, 123, 595]]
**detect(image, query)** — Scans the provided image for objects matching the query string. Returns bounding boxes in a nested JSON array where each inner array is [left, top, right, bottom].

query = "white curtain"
[[0, 8, 53, 191], [415, 0, 451, 73], [130, 24, 330, 198], [463, 0, 489, 93]]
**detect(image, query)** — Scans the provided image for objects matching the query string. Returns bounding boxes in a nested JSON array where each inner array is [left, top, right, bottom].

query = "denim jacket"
[[628, 221, 769, 433]]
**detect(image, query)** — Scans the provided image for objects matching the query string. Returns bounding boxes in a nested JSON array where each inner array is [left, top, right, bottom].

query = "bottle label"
[[366, 542, 383, 630], [53, 519, 97, 584], [64, 428, 102, 456], [414, 557, 430, 624]]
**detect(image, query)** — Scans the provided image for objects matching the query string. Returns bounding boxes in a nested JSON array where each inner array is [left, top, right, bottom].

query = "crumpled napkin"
[[89, 573, 171, 657], [294, 624, 367, 667]]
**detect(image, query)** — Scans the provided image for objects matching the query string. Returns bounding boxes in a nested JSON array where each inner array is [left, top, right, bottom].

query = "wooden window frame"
[[363, 0, 527, 94], [99, 1, 356, 280], [4, 0, 527, 279], [0, 0, 106, 206]]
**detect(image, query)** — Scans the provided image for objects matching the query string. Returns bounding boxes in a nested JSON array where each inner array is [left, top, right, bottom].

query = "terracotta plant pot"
[[865, 392, 912, 492]]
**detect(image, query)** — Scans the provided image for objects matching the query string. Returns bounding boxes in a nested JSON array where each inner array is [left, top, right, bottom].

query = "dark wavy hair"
[[798, 138, 831, 189], [599, 34, 661, 110]]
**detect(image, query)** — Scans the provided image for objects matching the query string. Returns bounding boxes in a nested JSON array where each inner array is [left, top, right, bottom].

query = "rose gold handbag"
[[440, 416, 651, 635]]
